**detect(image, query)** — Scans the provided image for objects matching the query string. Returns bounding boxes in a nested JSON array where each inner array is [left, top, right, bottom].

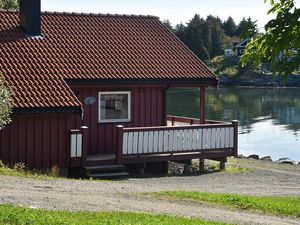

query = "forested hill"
[[164, 14, 300, 86], [163, 15, 257, 61]]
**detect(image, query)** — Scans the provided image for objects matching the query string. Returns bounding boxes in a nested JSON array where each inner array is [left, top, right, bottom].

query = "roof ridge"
[[43, 11, 159, 19], [0, 9, 18, 13], [0, 9, 160, 19]]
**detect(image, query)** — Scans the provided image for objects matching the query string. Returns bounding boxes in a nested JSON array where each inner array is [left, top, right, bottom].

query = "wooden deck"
[[70, 115, 238, 166], [115, 115, 238, 164]]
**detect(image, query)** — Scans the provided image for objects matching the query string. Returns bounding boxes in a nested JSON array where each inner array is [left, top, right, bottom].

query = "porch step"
[[84, 165, 125, 172], [85, 154, 116, 167], [86, 171, 129, 179], [84, 164, 128, 179], [87, 153, 115, 161]]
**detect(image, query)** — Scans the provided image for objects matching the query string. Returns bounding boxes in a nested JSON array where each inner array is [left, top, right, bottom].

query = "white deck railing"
[[115, 116, 238, 161], [122, 126, 234, 155]]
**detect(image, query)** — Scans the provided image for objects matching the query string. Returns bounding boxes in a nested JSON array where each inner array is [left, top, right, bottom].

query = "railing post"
[[232, 120, 238, 157], [116, 125, 124, 164], [70, 129, 81, 158], [81, 126, 88, 167]]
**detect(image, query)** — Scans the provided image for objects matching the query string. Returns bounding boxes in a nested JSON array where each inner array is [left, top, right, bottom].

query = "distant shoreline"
[[219, 73, 300, 87], [219, 85, 300, 89]]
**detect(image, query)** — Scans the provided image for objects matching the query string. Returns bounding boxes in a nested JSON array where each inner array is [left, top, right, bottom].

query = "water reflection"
[[167, 87, 300, 161]]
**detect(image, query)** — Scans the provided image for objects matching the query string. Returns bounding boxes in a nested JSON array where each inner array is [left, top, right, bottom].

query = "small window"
[[98, 91, 131, 123]]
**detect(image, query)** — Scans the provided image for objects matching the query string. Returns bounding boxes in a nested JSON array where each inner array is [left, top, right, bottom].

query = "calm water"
[[167, 87, 300, 162]]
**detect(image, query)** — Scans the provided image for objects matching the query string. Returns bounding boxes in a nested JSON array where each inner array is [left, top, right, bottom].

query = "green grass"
[[0, 162, 56, 180], [207, 56, 240, 78], [224, 165, 249, 174], [0, 162, 111, 182], [0, 204, 231, 225], [149, 191, 300, 217]]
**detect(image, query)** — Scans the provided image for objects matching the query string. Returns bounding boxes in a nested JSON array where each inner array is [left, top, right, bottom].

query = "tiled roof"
[[0, 10, 218, 108]]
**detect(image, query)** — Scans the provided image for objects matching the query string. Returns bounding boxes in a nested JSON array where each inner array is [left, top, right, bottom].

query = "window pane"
[[100, 93, 129, 121]]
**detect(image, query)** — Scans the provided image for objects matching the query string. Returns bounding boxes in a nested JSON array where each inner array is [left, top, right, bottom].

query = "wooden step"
[[87, 171, 129, 179], [84, 165, 125, 172], [87, 153, 115, 161]]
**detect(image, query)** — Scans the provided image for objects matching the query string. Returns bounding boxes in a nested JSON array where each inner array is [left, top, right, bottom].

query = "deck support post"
[[200, 87, 206, 124], [232, 120, 239, 157], [116, 125, 124, 164], [220, 161, 226, 170], [199, 158, 205, 172]]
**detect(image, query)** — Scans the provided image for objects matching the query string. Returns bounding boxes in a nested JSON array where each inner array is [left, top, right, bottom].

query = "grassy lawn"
[[148, 191, 300, 218], [0, 162, 113, 182], [0, 204, 231, 225], [0, 162, 56, 180]]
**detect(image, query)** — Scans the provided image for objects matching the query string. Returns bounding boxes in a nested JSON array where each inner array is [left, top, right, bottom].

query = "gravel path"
[[1, 159, 300, 225]]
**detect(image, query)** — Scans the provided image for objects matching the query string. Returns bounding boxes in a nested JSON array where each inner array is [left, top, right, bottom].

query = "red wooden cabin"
[[0, 0, 238, 177]]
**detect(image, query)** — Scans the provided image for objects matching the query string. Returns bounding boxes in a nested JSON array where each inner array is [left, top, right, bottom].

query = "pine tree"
[[223, 16, 237, 37], [207, 15, 226, 57], [185, 14, 206, 59], [175, 23, 188, 43], [236, 17, 257, 38], [0, 0, 18, 10], [162, 19, 173, 32]]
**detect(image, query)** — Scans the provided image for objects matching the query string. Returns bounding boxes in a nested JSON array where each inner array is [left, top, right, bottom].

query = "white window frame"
[[98, 91, 131, 123]]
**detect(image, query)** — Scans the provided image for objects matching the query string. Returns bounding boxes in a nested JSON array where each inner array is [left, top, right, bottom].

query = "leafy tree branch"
[[241, 0, 300, 78], [0, 0, 18, 10], [0, 76, 13, 129]]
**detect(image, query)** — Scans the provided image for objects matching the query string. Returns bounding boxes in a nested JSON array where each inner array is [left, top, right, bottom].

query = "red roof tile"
[[0, 10, 218, 108]]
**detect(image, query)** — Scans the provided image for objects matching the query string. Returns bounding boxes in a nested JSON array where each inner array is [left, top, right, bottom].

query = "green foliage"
[[0, 204, 230, 225], [162, 19, 173, 32], [236, 17, 258, 39], [241, 0, 300, 78], [207, 15, 226, 57], [207, 56, 239, 77], [223, 16, 237, 37], [185, 14, 207, 59], [150, 191, 300, 217], [0, 76, 13, 129], [0, 0, 18, 10], [174, 15, 241, 60], [0, 161, 56, 180]]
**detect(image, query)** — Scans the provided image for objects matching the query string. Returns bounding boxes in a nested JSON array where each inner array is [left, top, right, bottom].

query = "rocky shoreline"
[[220, 73, 300, 87], [239, 154, 300, 165]]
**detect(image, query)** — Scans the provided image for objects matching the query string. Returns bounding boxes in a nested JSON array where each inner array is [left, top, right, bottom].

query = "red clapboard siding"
[[90, 88, 98, 154], [0, 113, 80, 169], [139, 88, 146, 127], [34, 116, 43, 168], [71, 86, 165, 155], [42, 117, 51, 167], [2, 125, 10, 164], [9, 117, 18, 164], [26, 117, 35, 168], [18, 117, 27, 163]]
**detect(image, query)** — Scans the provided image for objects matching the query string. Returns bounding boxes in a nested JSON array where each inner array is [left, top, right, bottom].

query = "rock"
[[276, 158, 295, 165], [260, 156, 273, 162], [248, 154, 259, 160], [278, 157, 289, 161]]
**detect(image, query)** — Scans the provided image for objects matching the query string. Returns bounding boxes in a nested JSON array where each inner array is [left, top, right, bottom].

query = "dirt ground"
[[1, 158, 300, 225]]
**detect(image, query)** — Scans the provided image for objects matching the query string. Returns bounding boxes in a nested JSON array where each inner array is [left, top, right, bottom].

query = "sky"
[[42, 0, 300, 29]]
